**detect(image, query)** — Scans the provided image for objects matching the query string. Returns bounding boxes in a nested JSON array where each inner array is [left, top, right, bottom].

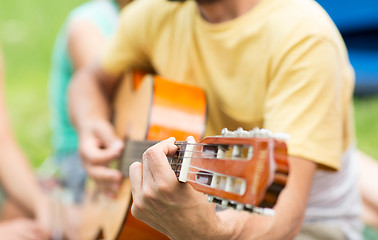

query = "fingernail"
[[187, 136, 195, 143]]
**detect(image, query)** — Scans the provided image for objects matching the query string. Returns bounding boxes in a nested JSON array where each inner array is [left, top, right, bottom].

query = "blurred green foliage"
[[0, 0, 86, 167], [355, 96, 378, 159]]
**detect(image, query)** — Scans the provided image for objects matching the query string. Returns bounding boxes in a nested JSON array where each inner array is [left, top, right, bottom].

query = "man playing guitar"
[[69, 0, 361, 238]]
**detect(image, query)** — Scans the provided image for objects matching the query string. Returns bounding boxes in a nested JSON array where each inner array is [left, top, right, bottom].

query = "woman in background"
[[49, 0, 131, 203]]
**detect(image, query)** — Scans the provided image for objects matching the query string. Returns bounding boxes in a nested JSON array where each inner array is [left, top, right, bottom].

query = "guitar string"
[[124, 143, 253, 172], [122, 157, 245, 177], [122, 160, 282, 186], [122, 148, 251, 168], [127, 147, 227, 152], [127, 142, 251, 153], [127, 142, 218, 149], [127, 145, 258, 205], [121, 156, 244, 171], [124, 150, 247, 160], [122, 155, 248, 165], [124, 142, 256, 177], [172, 165, 233, 176], [125, 142, 253, 152], [126, 143, 252, 155]]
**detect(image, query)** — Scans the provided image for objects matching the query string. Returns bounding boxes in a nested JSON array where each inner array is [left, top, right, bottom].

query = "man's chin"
[[168, 0, 219, 4]]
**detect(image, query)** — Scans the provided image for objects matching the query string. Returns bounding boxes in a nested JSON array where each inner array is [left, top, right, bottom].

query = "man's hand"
[[79, 119, 124, 196], [129, 136, 317, 240], [0, 218, 50, 240], [129, 137, 233, 239]]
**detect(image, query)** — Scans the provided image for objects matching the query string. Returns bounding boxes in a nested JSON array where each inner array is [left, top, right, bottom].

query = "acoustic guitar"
[[79, 72, 289, 240]]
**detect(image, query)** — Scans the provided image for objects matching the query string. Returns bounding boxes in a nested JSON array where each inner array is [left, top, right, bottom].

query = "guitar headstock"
[[170, 128, 289, 215]]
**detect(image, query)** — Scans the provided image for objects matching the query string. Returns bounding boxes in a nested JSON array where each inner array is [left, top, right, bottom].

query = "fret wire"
[[178, 145, 184, 160]]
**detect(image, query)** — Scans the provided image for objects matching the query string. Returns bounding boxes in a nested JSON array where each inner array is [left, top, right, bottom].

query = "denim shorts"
[[54, 151, 87, 203]]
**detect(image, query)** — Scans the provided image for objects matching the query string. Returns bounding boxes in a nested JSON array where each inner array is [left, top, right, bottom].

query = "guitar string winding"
[[121, 152, 244, 164], [127, 141, 252, 154], [125, 149, 241, 159], [122, 157, 240, 176]]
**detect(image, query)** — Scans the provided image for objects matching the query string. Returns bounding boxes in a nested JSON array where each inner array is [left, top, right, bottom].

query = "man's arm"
[[220, 155, 316, 240], [359, 151, 378, 228], [129, 138, 316, 240]]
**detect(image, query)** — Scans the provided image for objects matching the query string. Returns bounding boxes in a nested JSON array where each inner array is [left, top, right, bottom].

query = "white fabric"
[[303, 145, 362, 239]]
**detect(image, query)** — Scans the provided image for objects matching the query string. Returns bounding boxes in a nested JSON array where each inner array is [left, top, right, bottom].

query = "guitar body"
[[79, 72, 289, 239], [80, 72, 207, 240]]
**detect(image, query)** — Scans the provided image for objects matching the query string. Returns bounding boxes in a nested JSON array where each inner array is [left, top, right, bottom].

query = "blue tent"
[[316, 0, 378, 95]]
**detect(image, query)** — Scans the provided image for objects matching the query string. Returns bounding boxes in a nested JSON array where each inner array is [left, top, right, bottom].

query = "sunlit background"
[[1, 0, 87, 166], [0, 0, 377, 237]]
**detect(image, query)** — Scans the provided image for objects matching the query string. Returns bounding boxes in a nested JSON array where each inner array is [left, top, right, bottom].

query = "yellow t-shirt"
[[101, 0, 355, 170]]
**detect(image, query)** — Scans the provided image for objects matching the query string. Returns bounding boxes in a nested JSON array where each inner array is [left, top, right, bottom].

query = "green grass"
[[354, 96, 378, 159], [0, 0, 378, 238], [0, 0, 86, 167]]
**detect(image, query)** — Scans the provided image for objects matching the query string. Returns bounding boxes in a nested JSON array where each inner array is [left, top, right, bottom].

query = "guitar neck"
[[119, 130, 288, 215], [119, 140, 157, 176], [119, 140, 192, 177]]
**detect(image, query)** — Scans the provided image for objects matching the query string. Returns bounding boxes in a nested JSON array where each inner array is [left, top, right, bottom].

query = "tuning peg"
[[221, 128, 230, 136], [273, 132, 290, 141], [221, 127, 289, 141]]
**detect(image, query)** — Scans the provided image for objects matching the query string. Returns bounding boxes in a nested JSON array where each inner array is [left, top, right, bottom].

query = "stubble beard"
[[168, 0, 220, 5], [195, 0, 219, 4]]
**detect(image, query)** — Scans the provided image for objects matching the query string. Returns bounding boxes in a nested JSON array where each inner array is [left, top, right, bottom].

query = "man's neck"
[[197, 0, 260, 23]]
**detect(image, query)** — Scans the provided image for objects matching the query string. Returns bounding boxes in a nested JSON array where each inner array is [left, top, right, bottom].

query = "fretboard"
[[119, 140, 157, 176], [119, 140, 188, 178]]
